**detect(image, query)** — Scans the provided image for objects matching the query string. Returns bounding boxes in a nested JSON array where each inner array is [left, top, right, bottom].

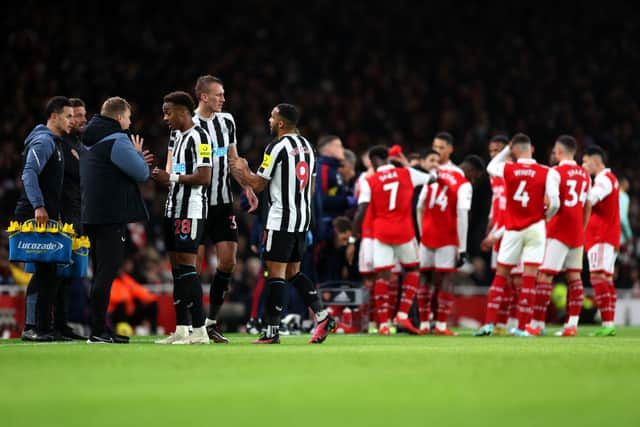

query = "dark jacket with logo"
[[60, 132, 84, 227], [14, 125, 64, 221], [80, 115, 149, 225]]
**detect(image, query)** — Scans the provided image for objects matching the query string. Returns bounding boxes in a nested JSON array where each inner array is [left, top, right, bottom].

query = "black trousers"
[[85, 223, 125, 335], [25, 263, 59, 333]]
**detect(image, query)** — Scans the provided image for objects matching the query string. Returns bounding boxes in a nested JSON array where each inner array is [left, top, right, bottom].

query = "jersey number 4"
[[513, 180, 530, 208]]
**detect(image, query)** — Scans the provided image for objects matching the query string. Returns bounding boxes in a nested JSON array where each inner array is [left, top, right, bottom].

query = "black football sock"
[[177, 264, 205, 329], [172, 268, 190, 326], [290, 272, 323, 313], [208, 269, 232, 320], [263, 278, 287, 336]]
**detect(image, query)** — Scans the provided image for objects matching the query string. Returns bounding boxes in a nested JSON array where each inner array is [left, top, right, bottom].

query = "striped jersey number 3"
[[383, 181, 399, 210], [514, 180, 530, 207], [296, 161, 309, 191]]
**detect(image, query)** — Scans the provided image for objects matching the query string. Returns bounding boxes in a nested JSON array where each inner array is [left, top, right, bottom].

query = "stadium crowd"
[[1, 2, 640, 336]]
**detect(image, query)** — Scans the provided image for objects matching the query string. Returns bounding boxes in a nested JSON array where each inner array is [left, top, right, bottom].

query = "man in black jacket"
[[16, 96, 73, 341], [80, 96, 152, 343]]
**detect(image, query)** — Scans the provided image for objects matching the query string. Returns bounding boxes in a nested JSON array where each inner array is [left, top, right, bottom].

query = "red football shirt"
[[585, 169, 621, 251], [355, 173, 374, 239], [547, 161, 591, 247], [503, 160, 551, 231], [490, 176, 506, 230], [419, 166, 472, 248], [359, 165, 429, 245]]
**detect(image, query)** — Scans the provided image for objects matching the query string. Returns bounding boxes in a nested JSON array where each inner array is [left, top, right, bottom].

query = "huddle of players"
[[354, 132, 620, 337], [353, 133, 484, 336], [152, 75, 333, 345]]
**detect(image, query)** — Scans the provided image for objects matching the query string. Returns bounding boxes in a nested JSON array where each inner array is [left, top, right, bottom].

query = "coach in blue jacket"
[[15, 96, 73, 341], [80, 96, 152, 343]]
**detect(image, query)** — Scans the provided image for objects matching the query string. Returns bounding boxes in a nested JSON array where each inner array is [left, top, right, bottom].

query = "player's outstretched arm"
[[486, 145, 510, 177], [352, 202, 369, 238]]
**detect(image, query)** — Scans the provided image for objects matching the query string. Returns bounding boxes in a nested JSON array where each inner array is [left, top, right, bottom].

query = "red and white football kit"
[[358, 165, 430, 271], [418, 164, 472, 272]]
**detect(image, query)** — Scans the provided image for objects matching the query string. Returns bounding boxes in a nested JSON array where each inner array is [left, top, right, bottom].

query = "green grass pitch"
[[1, 326, 639, 427]]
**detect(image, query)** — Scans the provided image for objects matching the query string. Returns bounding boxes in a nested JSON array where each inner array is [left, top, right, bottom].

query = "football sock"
[[417, 284, 432, 326], [388, 274, 400, 317], [532, 280, 553, 327], [290, 272, 322, 313], [592, 277, 613, 325], [176, 265, 205, 328], [496, 284, 512, 327], [436, 291, 454, 327], [263, 278, 287, 328], [517, 275, 536, 330], [607, 279, 617, 323], [484, 273, 507, 324], [397, 271, 419, 316], [567, 279, 584, 322], [208, 269, 232, 320], [374, 279, 390, 326], [172, 268, 190, 326]]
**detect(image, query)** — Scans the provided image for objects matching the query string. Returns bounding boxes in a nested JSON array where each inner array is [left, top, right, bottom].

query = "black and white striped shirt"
[[168, 112, 237, 206], [257, 133, 316, 232], [165, 125, 212, 219]]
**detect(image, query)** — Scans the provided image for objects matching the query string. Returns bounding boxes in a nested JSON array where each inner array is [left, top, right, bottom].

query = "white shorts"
[[539, 238, 583, 274], [373, 239, 419, 271], [491, 248, 498, 270], [497, 220, 546, 268], [587, 243, 617, 276], [420, 244, 457, 272], [358, 237, 375, 275]]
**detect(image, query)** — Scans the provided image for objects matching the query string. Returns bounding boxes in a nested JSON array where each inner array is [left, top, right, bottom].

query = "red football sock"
[[417, 285, 432, 324], [608, 279, 617, 322], [532, 280, 553, 323], [485, 274, 507, 324], [374, 279, 390, 325], [496, 284, 512, 325], [517, 275, 536, 330], [592, 278, 612, 322], [508, 285, 519, 321], [387, 274, 400, 318], [436, 291, 454, 324], [567, 279, 584, 317], [250, 270, 265, 319], [397, 272, 419, 316]]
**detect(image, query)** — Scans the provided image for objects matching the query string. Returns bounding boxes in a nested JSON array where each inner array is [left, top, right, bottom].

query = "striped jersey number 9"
[[296, 161, 309, 191], [383, 181, 399, 210], [513, 180, 530, 208], [428, 183, 448, 212], [565, 179, 588, 207]]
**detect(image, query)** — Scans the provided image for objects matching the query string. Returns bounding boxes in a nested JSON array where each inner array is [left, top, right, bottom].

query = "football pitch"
[[1, 327, 639, 427]]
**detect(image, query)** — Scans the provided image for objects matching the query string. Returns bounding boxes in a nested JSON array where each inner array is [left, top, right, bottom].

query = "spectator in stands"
[[315, 216, 355, 283], [315, 135, 355, 238], [108, 262, 159, 336]]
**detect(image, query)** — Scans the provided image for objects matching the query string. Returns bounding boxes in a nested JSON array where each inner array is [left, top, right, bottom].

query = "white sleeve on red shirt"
[[358, 178, 372, 204], [408, 167, 431, 187], [486, 146, 511, 177], [545, 168, 561, 219], [588, 172, 613, 206], [457, 182, 472, 211], [417, 184, 428, 208], [456, 209, 469, 253]]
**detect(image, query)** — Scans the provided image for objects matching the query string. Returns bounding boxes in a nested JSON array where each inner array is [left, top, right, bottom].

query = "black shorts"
[[164, 218, 205, 254], [205, 203, 238, 244], [263, 230, 307, 263]]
